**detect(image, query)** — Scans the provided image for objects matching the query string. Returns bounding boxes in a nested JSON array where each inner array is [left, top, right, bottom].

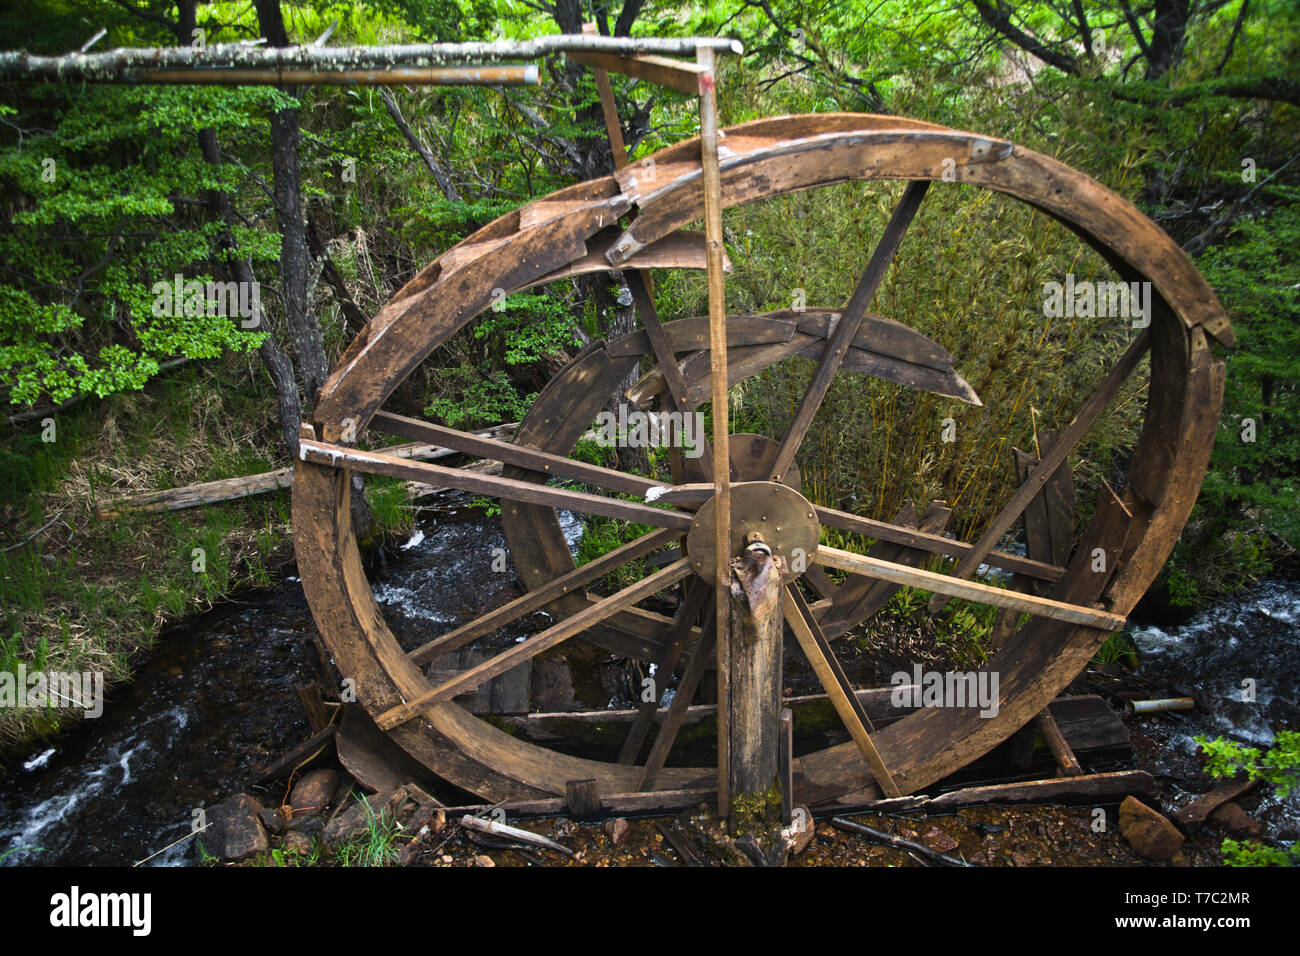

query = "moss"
[[730, 779, 783, 836]]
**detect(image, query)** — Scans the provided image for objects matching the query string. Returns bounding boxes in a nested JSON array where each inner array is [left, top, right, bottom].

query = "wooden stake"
[[697, 42, 733, 819]]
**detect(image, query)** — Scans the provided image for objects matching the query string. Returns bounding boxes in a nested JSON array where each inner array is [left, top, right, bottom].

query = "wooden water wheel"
[[292, 113, 1230, 807]]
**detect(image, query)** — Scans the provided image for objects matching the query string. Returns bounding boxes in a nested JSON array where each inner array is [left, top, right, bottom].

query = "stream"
[[2, 504, 1296, 865]]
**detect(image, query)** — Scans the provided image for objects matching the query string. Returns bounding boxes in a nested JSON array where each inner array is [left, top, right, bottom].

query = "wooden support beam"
[[638, 609, 716, 791], [1036, 709, 1084, 777], [770, 180, 930, 482], [376, 559, 692, 729], [816, 545, 1126, 631], [407, 527, 680, 667], [782, 586, 902, 798], [565, 50, 706, 94], [929, 329, 1151, 613], [696, 42, 733, 819], [299, 438, 692, 531]]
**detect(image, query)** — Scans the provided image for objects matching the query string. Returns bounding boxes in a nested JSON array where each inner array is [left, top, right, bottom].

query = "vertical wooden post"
[[696, 42, 733, 820], [726, 537, 786, 833]]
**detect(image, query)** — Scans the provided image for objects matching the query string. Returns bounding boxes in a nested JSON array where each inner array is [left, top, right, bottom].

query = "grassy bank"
[[0, 355, 411, 764]]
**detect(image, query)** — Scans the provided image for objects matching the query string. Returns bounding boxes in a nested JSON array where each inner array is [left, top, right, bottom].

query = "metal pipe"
[[1126, 697, 1195, 714]]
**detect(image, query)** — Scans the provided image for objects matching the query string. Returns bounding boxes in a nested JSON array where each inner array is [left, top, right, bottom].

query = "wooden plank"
[[408, 527, 679, 667], [605, 313, 797, 357], [376, 559, 693, 729], [565, 778, 603, 819], [794, 310, 956, 371], [370, 410, 658, 498], [924, 770, 1157, 808], [783, 586, 902, 798], [452, 786, 716, 818], [618, 579, 710, 764], [779, 707, 794, 825], [94, 426, 514, 519], [253, 725, 336, 783], [566, 50, 705, 95], [770, 180, 930, 482], [816, 545, 1126, 631], [299, 438, 692, 531], [929, 329, 1151, 612], [639, 609, 716, 791]]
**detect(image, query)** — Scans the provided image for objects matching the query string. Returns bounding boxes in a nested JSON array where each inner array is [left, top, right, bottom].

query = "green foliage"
[[1196, 730, 1300, 799], [1220, 838, 1297, 867], [332, 795, 402, 867]]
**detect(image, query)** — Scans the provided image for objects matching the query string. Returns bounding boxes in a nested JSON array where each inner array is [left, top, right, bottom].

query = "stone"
[[282, 830, 313, 855], [604, 817, 630, 846], [258, 806, 288, 832], [324, 787, 405, 844], [207, 794, 268, 862], [921, 826, 959, 853], [1208, 801, 1261, 838], [474, 854, 496, 867], [289, 769, 338, 817], [783, 806, 815, 856], [1119, 796, 1185, 861]]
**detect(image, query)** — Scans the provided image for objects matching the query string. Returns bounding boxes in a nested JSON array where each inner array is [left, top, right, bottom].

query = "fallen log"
[[460, 815, 575, 856], [93, 423, 515, 519]]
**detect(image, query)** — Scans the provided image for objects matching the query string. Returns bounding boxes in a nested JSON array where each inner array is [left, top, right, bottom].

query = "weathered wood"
[[697, 42, 733, 818], [408, 527, 679, 667], [93, 426, 513, 519], [1170, 778, 1258, 833], [460, 815, 575, 856], [783, 587, 902, 798], [820, 500, 951, 638], [617, 579, 710, 765], [1035, 709, 1084, 776], [582, 23, 629, 168], [779, 707, 794, 825], [453, 786, 716, 818], [297, 684, 330, 734], [369, 410, 658, 498], [925, 769, 1158, 808], [293, 113, 1229, 807], [377, 559, 692, 729], [565, 778, 603, 819], [639, 612, 717, 791], [817, 545, 1126, 631], [300, 438, 692, 531], [566, 50, 706, 95], [726, 547, 786, 820], [1, 35, 744, 83], [253, 725, 336, 783], [929, 329, 1151, 613], [794, 309, 955, 371], [830, 817, 971, 866], [605, 313, 797, 357]]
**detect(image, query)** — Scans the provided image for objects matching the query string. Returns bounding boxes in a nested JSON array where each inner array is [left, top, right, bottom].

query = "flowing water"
[[2, 502, 1296, 864]]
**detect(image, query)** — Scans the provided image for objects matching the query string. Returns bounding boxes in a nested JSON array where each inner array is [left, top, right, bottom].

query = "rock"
[[474, 854, 496, 867], [968, 851, 989, 866], [1208, 801, 1261, 838], [282, 831, 313, 856], [604, 817, 630, 846], [1119, 796, 1185, 861], [258, 806, 289, 832], [921, 827, 959, 853], [207, 794, 268, 862], [289, 769, 338, 817], [1010, 851, 1033, 867]]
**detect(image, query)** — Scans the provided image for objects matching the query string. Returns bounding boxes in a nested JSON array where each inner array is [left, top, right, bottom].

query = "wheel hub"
[[686, 480, 820, 583]]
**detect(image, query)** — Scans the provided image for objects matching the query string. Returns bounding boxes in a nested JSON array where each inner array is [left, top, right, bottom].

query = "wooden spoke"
[[407, 527, 681, 667], [299, 437, 692, 531], [376, 558, 693, 730], [770, 179, 931, 481], [638, 605, 717, 792], [617, 578, 711, 765], [650, 483, 1064, 583], [927, 328, 1152, 613], [817, 545, 1127, 631], [782, 586, 901, 798], [370, 409, 660, 498]]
